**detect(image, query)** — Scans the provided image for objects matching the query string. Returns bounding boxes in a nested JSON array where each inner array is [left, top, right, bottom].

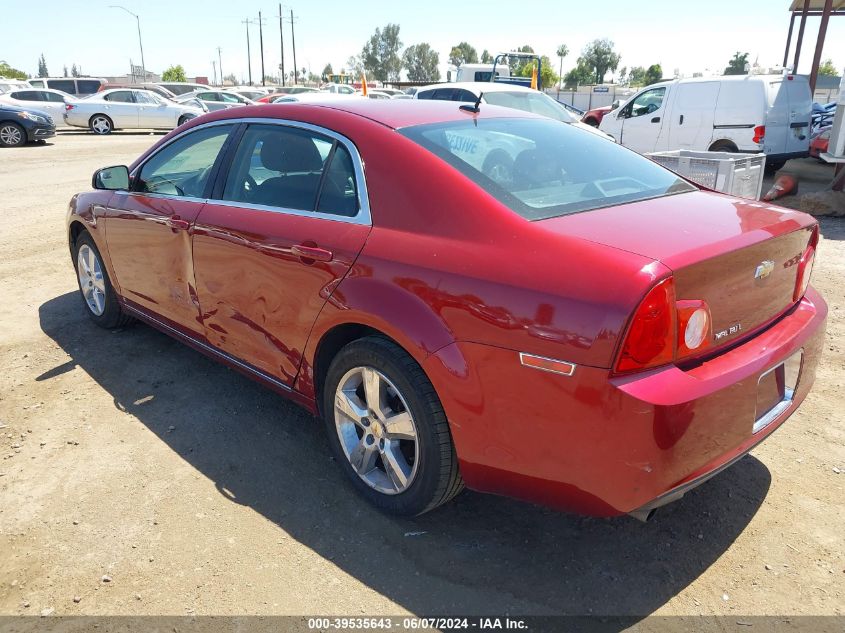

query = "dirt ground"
[[0, 132, 843, 622]]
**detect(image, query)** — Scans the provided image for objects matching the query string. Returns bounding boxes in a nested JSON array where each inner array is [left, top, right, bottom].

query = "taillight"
[[616, 280, 713, 373], [753, 125, 766, 144], [65, 104, 75, 111], [794, 226, 819, 301], [676, 300, 712, 358], [616, 277, 676, 373]]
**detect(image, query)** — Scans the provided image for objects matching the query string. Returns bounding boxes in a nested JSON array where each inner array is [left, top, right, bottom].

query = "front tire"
[[322, 336, 463, 516], [89, 115, 113, 135], [72, 232, 132, 328], [0, 122, 26, 147]]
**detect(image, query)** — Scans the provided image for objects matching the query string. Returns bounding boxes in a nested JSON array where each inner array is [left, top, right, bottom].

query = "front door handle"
[[679, 114, 684, 125], [651, 116, 661, 123], [167, 216, 191, 231], [292, 244, 333, 263]]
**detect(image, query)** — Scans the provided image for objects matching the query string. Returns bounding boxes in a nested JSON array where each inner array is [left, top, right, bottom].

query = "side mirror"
[[92, 165, 130, 190]]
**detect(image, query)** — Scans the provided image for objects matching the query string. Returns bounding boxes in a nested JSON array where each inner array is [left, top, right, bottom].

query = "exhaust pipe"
[[628, 508, 657, 523]]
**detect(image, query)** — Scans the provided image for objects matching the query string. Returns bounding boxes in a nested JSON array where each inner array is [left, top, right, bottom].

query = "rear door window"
[[12, 91, 41, 101], [77, 80, 103, 94], [47, 79, 76, 94], [104, 91, 135, 103]]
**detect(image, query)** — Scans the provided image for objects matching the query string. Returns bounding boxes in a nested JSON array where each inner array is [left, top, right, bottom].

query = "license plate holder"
[[753, 349, 803, 434]]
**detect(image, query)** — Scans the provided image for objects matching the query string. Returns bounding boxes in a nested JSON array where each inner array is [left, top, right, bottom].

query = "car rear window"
[[482, 91, 578, 123], [400, 117, 696, 221]]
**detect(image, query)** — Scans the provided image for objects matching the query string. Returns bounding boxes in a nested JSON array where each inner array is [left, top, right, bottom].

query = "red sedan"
[[67, 100, 826, 519]]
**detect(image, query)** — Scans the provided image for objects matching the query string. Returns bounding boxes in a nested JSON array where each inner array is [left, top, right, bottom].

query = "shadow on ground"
[[39, 291, 772, 619]]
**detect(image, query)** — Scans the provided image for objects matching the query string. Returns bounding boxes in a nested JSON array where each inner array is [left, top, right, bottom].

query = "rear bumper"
[[424, 287, 827, 516]]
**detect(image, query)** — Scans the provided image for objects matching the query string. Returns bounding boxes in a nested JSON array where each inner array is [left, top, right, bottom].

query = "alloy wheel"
[[77, 244, 106, 316], [92, 117, 111, 134], [334, 366, 420, 495], [0, 124, 22, 146]]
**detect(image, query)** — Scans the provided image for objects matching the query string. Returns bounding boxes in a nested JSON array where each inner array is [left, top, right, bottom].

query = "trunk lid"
[[542, 191, 816, 349]]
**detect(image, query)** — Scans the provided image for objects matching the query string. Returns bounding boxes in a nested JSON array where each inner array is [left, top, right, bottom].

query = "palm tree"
[[556, 44, 569, 96]]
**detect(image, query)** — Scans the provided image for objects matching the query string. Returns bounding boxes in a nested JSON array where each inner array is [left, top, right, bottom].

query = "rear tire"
[[708, 140, 737, 153], [0, 122, 26, 147], [89, 115, 113, 135], [322, 336, 463, 516], [72, 231, 132, 329]]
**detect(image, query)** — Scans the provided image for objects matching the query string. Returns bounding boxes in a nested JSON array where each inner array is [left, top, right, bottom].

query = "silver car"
[[64, 89, 204, 134], [179, 90, 253, 112]]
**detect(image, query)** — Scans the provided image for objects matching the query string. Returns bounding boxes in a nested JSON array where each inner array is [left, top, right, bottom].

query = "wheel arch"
[[708, 138, 738, 152]]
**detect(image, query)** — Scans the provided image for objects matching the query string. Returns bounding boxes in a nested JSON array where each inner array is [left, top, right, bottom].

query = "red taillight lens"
[[753, 125, 766, 144], [794, 226, 819, 301], [616, 277, 676, 373], [65, 104, 75, 111]]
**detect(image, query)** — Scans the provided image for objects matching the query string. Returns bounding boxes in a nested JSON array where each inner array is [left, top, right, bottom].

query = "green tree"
[[563, 58, 593, 88], [580, 39, 621, 84], [556, 44, 569, 89], [402, 43, 440, 82], [71, 63, 80, 77], [345, 55, 364, 77], [628, 66, 645, 86], [724, 52, 749, 75], [361, 23, 403, 82], [480, 49, 493, 64], [63, 65, 69, 77], [223, 73, 237, 86], [448, 41, 478, 66], [322, 63, 333, 79], [518, 56, 557, 88], [161, 65, 187, 82], [0, 60, 27, 80], [818, 59, 838, 76], [37, 54, 48, 78], [644, 64, 663, 85]]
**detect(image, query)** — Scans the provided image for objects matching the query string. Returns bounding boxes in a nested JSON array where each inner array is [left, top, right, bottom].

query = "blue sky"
[[2, 0, 844, 82]]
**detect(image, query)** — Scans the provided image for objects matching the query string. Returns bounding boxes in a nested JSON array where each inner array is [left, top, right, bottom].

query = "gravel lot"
[[0, 132, 843, 620]]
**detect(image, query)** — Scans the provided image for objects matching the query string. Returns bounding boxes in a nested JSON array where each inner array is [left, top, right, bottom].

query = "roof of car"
[[415, 82, 538, 96], [203, 98, 538, 130]]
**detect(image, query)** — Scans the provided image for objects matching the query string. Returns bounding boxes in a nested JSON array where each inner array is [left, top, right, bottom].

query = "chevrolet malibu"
[[66, 101, 826, 519]]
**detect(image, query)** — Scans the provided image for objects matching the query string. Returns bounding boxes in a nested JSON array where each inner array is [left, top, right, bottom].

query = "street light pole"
[[217, 47, 224, 86], [242, 18, 253, 85], [290, 9, 297, 85], [110, 6, 146, 82], [277, 3, 285, 86], [258, 11, 266, 86]]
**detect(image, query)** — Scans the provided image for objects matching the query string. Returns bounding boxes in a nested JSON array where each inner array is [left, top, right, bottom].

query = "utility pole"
[[290, 9, 298, 84], [242, 18, 253, 85], [276, 3, 285, 86], [258, 11, 267, 86], [212, 60, 217, 86], [217, 47, 223, 86]]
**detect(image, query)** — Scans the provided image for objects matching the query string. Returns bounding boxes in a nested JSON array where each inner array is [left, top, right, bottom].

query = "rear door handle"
[[679, 115, 684, 125], [167, 216, 191, 230], [292, 244, 333, 262], [651, 116, 661, 123]]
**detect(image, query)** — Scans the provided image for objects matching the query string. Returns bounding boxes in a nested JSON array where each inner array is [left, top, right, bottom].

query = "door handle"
[[292, 244, 333, 263], [679, 115, 684, 125], [651, 116, 661, 123], [167, 216, 191, 231]]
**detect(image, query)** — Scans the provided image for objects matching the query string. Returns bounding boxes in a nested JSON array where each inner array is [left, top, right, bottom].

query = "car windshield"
[[482, 91, 579, 123], [400, 117, 697, 221]]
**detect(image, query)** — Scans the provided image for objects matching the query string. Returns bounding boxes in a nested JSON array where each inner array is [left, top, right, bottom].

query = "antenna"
[[460, 92, 483, 113]]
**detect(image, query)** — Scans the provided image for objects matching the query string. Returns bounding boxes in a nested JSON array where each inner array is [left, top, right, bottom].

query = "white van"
[[599, 74, 811, 168], [447, 63, 510, 83]]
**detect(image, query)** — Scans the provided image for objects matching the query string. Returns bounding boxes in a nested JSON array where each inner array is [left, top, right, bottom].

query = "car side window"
[[136, 125, 233, 198], [45, 92, 65, 102], [12, 90, 40, 100], [219, 92, 240, 103], [416, 90, 435, 100], [432, 89, 456, 101], [105, 91, 135, 103], [628, 87, 666, 118], [316, 144, 359, 217], [133, 91, 157, 104], [453, 90, 477, 103], [221, 124, 339, 212]]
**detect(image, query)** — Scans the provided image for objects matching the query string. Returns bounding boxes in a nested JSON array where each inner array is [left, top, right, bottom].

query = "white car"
[[0, 88, 76, 124], [183, 90, 254, 111], [64, 88, 204, 134], [0, 78, 32, 94], [322, 83, 356, 95]]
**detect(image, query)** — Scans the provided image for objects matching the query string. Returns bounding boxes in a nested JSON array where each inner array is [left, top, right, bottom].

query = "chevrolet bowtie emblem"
[[755, 260, 775, 280]]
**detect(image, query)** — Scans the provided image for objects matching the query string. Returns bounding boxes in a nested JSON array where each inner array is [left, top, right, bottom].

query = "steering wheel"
[[646, 103, 659, 114]]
